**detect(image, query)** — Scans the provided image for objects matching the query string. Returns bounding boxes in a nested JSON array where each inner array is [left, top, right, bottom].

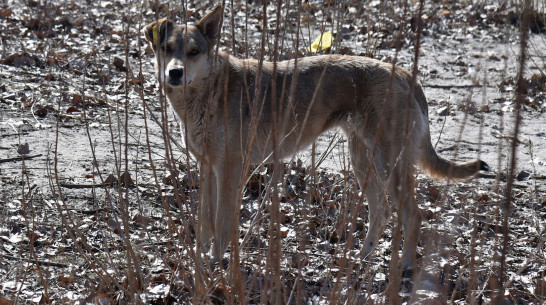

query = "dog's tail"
[[412, 83, 488, 179], [419, 133, 489, 179]]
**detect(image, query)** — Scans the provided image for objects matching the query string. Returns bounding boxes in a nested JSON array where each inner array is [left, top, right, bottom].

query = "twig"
[[59, 182, 111, 189], [497, 0, 531, 302], [3, 254, 70, 268], [0, 154, 43, 163], [479, 172, 546, 180], [424, 84, 482, 89]]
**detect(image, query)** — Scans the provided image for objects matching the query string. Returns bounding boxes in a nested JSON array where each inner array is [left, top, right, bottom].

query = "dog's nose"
[[169, 68, 184, 80]]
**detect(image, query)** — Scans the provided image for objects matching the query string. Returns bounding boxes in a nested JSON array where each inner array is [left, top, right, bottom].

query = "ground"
[[0, 1, 545, 304]]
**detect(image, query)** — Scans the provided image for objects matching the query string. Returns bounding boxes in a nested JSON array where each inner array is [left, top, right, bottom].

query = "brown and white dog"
[[143, 5, 488, 270]]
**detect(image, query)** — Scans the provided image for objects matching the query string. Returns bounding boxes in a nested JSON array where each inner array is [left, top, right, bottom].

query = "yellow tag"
[[307, 32, 333, 53], [152, 24, 159, 46]]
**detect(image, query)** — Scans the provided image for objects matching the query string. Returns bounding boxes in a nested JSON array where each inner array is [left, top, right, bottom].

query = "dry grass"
[[0, 0, 544, 304]]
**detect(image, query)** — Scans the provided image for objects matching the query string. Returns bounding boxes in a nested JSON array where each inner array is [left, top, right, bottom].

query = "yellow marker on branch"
[[153, 25, 159, 46], [307, 32, 333, 53]]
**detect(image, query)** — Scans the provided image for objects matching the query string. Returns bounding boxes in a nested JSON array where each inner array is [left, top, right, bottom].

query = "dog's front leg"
[[211, 157, 243, 261], [361, 182, 390, 260], [198, 162, 216, 252]]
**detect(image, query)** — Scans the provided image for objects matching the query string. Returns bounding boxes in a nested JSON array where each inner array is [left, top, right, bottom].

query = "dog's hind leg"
[[389, 167, 422, 271], [347, 133, 390, 262]]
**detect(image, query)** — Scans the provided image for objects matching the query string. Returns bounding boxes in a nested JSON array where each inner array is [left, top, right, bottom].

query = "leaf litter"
[[0, 0, 545, 304]]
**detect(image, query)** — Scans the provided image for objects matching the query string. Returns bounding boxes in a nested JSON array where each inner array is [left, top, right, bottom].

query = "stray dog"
[[143, 6, 488, 270]]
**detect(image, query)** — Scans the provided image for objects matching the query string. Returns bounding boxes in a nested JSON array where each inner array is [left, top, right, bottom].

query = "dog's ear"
[[143, 18, 174, 49], [196, 5, 224, 41]]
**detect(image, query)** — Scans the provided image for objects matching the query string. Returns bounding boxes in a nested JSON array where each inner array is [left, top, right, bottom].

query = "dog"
[[143, 5, 488, 270]]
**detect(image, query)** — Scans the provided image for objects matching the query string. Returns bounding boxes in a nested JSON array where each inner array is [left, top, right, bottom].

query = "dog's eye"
[[188, 49, 199, 57]]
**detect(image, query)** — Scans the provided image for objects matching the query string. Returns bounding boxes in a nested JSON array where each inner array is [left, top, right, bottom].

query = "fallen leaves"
[[58, 275, 77, 285], [66, 106, 80, 113], [0, 296, 14, 305], [0, 8, 12, 18], [0, 0, 544, 304], [1, 53, 42, 68], [113, 57, 126, 71], [71, 94, 83, 106]]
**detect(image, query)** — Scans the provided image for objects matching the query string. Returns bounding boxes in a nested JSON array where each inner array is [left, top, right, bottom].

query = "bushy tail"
[[420, 134, 489, 179]]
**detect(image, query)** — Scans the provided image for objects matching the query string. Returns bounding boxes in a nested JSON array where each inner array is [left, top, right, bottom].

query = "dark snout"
[[166, 67, 184, 86], [169, 68, 183, 80]]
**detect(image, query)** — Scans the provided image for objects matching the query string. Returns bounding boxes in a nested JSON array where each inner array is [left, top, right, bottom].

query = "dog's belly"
[[248, 145, 302, 164], [247, 122, 329, 165]]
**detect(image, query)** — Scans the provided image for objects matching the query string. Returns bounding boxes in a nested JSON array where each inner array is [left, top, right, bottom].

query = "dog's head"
[[143, 6, 223, 88]]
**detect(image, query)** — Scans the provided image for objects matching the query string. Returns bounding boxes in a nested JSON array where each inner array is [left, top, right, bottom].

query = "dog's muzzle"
[[166, 68, 186, 86]]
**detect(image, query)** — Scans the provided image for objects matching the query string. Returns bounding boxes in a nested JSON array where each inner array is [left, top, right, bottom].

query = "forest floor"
[[0, 0, 545, 304]]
